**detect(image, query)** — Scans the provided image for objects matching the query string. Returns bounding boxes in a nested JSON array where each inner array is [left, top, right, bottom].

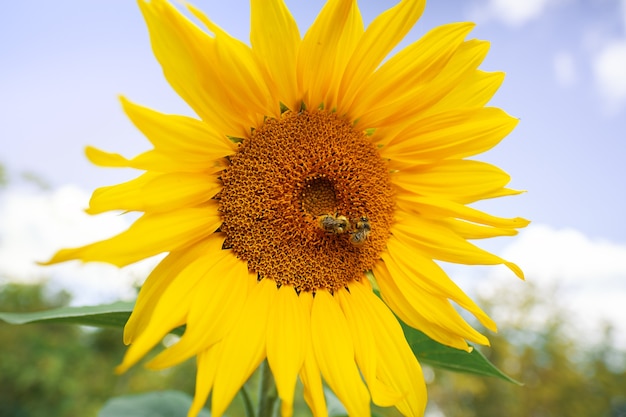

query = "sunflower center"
[[219, 110, 394, 293], [300, 175, 338, 216]]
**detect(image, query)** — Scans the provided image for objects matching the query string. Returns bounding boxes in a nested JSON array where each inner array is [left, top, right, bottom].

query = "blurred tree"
[[19, 171, 51, 191], [0, 163, 7, 189], [426, 281, 626, 417], [0, 283, 196, 417]]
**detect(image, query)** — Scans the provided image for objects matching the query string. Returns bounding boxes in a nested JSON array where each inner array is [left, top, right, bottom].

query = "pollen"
[[219, 110, 394, 293]]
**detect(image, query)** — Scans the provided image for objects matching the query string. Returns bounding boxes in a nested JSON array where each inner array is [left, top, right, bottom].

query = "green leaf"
[[98, 391, 211, 417], [0, 301, 133, 328], [0, 301, 189, 337], [400, 321, 522, 385]]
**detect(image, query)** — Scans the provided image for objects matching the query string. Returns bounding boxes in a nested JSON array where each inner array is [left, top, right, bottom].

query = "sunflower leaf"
[[97, 390, 212, 417], [0, 301, 191, 337], [0, 301, 134, 328], [400, 321, 522, 385]]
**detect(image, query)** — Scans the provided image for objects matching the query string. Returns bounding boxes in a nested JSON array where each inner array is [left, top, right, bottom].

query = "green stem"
[[257, 360, 279, 417], [240, 384, 255, 417]]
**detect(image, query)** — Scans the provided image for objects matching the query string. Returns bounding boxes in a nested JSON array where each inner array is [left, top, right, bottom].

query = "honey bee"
[[317, 213, 350, 234], [350, 216, 371, 246]]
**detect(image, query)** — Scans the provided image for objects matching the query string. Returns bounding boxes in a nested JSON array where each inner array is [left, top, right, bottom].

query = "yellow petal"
[[120, 96, 235, 155], [360, 39, 491, 129], [440, 218, 520, 239], [266, 285, 308, 417], [392, 159, 518, 204], [211, 278, 277, 417], [384, 236, 496, 332], [339, 0, 426, 114], [187, 3, 275, 123], [116, 248, 227, 373], [373, 261, 470, 350], [421, 70, 505, 117], [138, 0, 245, 135], [85, 145, 227, 174], [250, 0, 301, 112], [348, 22, 473, 120], [124, 234, 225, 344], [84, 146, 130, 168], [147, 251, 252, 369], [300, 352, 327, 417], [336, 287, 403, 407], [87, 172, 221, 214], [392, 214, 524, 278], [298, 0, 363, 109], [396, 193, 529, 230], [298, 293, 329, 417], [382, 107, 518, 165], [382, 249, 490, 346], [87, 172, 157, 213], [44, 202, 220, 267], [188, 345, 220, 417], [349, 280, 427, 417], [310, 290, 370, 416]]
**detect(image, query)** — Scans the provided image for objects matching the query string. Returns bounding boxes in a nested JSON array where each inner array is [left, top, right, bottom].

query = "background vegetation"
[[1, 278, 625, 417], [427, 283, 626, 417], [0, 283, 196, 417]]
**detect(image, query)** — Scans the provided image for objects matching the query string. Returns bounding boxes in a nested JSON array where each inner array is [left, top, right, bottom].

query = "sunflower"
[[46, 0, 528, 416]]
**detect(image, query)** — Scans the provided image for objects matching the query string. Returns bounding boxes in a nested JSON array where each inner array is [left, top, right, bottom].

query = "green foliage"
[[3, 281, 626, 416], [426, 282, 626, 417], [0, 300, 133, 327], [0, 163, 7, 189], [1, 284, 517, 417], [0, 283, 195, 417], [1, 295, 518, 386], [401, 323, 521, 385], [98, 391, 211, 417]]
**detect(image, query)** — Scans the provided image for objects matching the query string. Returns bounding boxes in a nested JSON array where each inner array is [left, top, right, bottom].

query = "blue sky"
[[1, 0, 626, 345], [2, 0, 625, 240]]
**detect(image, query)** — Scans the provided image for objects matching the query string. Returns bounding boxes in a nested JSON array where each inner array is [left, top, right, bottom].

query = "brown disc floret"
[[219, 110, 394, 293]]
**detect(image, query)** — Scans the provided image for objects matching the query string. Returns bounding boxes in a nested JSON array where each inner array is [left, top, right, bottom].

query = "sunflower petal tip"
[[280, 400, 294, 417], [114, 363, 128, 375], [39, 249, 79, 266], [460, 21, 477, 31], [505, 262, 525, 280], [118, 94, 130, 105]]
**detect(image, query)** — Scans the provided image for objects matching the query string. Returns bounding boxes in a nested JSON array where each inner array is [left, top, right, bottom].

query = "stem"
[[240, 384, 255, 417], [257, 359, 279, 417]]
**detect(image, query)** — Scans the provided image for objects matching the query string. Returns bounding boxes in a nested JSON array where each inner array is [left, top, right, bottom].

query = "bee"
[[350, 216, 371, 246], [317, 213, 350, 234]]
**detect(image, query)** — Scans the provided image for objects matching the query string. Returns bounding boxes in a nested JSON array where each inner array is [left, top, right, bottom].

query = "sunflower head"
[[44, 0, 528, 416]]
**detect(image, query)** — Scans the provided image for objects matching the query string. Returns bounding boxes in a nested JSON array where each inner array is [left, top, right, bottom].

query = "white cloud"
[[501, 224, 626, 285], [592, 39, 626, 113], [0, 186, 160, 306], [470, 0, 561, 27], [441, 224, 626, 348], [485, 224, 626, 347], [553, 51, 578, 87]]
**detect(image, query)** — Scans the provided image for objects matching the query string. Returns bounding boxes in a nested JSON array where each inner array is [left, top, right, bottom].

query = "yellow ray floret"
[[44, 204, 221, 267], [310, 290, 371, 416]]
